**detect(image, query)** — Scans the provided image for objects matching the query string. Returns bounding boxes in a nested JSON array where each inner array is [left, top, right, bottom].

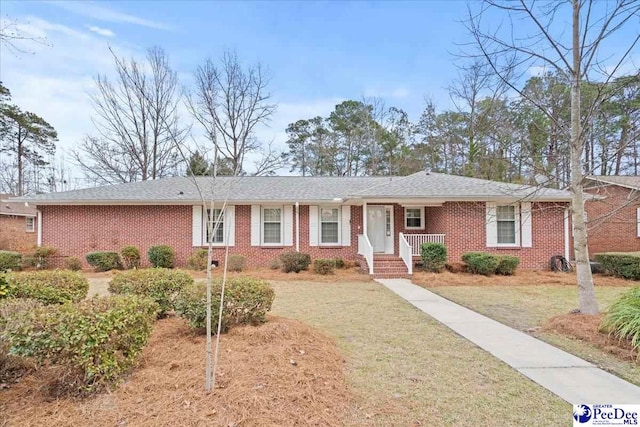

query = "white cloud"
[[88, 25, 115, 37], [527, 65, 549, 76], [49, 1, 173, 31], [363, 87, 411, 99]]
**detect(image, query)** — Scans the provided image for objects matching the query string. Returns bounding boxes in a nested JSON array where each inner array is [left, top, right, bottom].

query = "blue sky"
[[0, 1, 638, 180]]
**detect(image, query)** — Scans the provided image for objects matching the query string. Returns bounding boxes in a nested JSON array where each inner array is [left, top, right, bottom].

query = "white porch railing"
[[398, 233, 413, 275], [357, 234, 374, 275], [404, 234, 446, 256]]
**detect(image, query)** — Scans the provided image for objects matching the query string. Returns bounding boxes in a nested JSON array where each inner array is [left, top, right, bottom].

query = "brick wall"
[[0, 215, 37, 252], [584, 184, 640, 255]]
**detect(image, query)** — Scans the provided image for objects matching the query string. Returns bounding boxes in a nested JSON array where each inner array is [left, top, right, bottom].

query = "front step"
[[372, 254, 411, 278]]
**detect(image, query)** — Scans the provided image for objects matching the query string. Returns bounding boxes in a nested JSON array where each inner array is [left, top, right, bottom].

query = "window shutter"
[[521, 202, 532, 247], [341, 205, 351, 246], [283, 205, 293, 246], [309, 206, 319, 247], [637, 207, 640, 237], [251, 205, 261, 246], [486, 202, 498, 247], [192, 206, 203, 247], [225, 206, 235, 247]]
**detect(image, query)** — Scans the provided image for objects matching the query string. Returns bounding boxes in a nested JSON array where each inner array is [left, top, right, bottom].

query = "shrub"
[[421, 243, 447, 273], [0, 251, 21, 272], [313, 259, 335, 275], [108, 268, 192, 317], [7, 270, 89, 304], [279, 252, 311, 273], [175, 277, 275, 333], [0, 274, 9, 300], [600, 287, 640, 352], [120, 246, 141, 270], [23, 246, 57, 270], [496, 255, 520, 276], [148, 245, 175, 268], [594, 253, 640, 281], [226, 255, 246, 272], [86, 251, 122, 272], [5, 295, 158, 395], [0, 298, 42, 383], [65, 257, 82, 271], [461, 252, 500, 276], [188, 249, 209, 271], [333, 257, 346, 269], [269, 258, 281, 270]]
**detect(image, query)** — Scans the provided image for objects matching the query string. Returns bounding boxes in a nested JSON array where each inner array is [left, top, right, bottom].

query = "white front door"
[[367, 206, 393, 253]]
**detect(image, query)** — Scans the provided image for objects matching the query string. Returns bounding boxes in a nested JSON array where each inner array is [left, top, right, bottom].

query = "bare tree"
[[0, 15, 49, 56], [466, 0, 640, 314], [186, 51, 279, 175], [73, 47, 187, 185]]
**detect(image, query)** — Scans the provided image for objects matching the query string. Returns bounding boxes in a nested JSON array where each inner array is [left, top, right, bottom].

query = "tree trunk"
[[571, 0, 598, 315], [17, 126, 23, 196]]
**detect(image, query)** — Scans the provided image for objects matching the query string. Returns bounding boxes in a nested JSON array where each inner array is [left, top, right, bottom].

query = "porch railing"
[[398, 233, 413, 275], [404, 234, 446, 256], [357, 234, 374, 275]]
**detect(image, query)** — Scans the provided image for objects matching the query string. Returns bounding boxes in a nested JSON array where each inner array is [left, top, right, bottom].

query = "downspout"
[[295, 201, 300, 252], [37, 209, 42, 247], [564, 207, 570, 261]]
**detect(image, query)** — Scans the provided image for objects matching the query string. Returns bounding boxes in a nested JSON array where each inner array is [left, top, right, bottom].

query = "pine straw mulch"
[[542, 313, 638, 362], [0, 316, 352, 427], [412, 270, 634, 288]]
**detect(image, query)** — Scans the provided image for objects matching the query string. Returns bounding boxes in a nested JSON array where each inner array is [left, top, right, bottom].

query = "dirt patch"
[[542, 313, 638, 362], [0, 316, 352, 427], [413, 270, 634, 288]]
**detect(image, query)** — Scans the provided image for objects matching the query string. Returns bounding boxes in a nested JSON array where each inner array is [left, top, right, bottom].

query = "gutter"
[[295, 201, 300, 252]]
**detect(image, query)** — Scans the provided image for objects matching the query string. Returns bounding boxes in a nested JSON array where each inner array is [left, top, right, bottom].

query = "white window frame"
[[25, 216, 35, 233], [261, 206, 284, 246], [404, 207, 425, 230], [496, 204, 520, 247], [204, 208, 225, 245], [319, 206, 341, 246]]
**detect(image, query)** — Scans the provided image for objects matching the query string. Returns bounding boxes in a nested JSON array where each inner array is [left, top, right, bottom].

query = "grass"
[[270, 280, 569, 426]]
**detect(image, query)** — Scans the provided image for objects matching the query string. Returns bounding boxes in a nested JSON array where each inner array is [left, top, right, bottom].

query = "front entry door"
[[367, 206, 386, 252]]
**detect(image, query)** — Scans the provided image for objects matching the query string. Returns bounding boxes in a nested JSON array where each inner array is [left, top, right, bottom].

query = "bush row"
[[461, 252, 520, 276], [86, 245, 175, 271], [594, 253, 640, 281], [0, 247, 58, 272], [4, 271, 89, 304]]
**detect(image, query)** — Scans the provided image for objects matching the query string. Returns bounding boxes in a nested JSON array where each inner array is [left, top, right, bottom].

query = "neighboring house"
[[11, 171, 573, 277], [584, 175, 640, 255], [0, 194, 38, 252]]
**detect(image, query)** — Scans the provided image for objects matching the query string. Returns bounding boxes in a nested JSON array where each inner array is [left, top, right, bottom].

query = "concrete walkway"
[[376, 278, 640, 405]]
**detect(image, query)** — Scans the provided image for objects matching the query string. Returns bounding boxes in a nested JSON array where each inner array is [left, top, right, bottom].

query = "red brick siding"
[[0, 215, 37, 252], [584, 184, 640, 255]]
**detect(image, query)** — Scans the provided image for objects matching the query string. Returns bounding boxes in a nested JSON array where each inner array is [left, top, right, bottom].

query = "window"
[[320, 208, 340, 244], [496, 205, 516, 244], [405, 208, 424, 229], [262, 207, 282, 245], [25, 217, 35, 233], [205, 209, 224, 243]]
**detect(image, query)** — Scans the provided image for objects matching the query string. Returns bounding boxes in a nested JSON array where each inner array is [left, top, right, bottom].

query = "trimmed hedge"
[[86, 251, 122, 272], [148, 245, 174, 268], [227, 255, 246, 272], [4, 295, 158, 395], [462, 252, 500, 276], [421, 243, 447, 273], [0, 251, 21, 272], [594, 253, 640, 281], [188, 249, 209, 271], [23, 246, 56, 270], [313, 259, 335, 275], [65, 257, 82, 271], [175, 277, 275, 333], [120, 246, 141, 270], [279, 252, 311, 273], [496, 255, 520, 276], [0, 298, 43, 383], [600, 286, 640, 352], [6, 271, 89, 304], [108, 268, 192, 317]]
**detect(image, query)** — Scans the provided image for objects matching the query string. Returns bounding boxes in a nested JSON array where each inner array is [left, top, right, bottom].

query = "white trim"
[[203, 207, 226, 246], [261, 206, 284, 246], [295, 202, 300, 252], [564, 208, 570, 260], [319, 206, 341, 246], [283, 205, 294, 246], [0, 212, 37, 218], [637, 207, 640, 238], [487, 202, 522, 248], [521, 202, 532, 248], [404, 207, 425, 230], [309, 206, 319, 247], [225, 205, 235, 247], [25, 216, 35, 233], [250, 205, 261, 246], [36, 210, 42, 247], [341, 205, 351, 247]]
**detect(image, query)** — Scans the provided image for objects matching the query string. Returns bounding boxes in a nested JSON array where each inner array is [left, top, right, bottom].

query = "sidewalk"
[[376, 278, 640, 405]]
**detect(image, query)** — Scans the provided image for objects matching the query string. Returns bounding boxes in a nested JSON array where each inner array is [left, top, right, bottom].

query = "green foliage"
[[187, 249, 209, 271], [86, 251, 122, 272], [496, 256, 520, 276], [147, 245, 175, 268], [269, 258, 281, 270], [0, 274, 10, 299], [313, 259, 335, 275], [4, 295, 158, 395], [0, 298, 42, 383], [333, 257, 346, 269], [421, 243, 447, 273], [120, 246, 141, 270], [23, 247, 56, 270], [6, 270, 89, 304], [175, 277, 275, 333], [65, 257, 82, 271], [600, 287, 640, 352], [461, 252, 500, 276], [108, 268, 192, 317], [226, 255, 246, 272], [0, 251, 21, 272], [279, 252, 311, 273], [594, 253, 640, 281]]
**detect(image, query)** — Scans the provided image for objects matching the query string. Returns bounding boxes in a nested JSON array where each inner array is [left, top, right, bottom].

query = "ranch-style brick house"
[[0, 194, 37, 252], [584, 175, 640, 255], [11, 171, 574, 277]]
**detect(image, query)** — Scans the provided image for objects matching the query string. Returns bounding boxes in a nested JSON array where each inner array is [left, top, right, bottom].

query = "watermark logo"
[[574, 405, 593, 424], [573, 404, 639, 426]]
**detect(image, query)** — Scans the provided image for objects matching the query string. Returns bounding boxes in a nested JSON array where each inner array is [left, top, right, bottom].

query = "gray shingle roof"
[[0, 194, 37, 216], [587, 175, 640, 190], [9, 172, 572, 205]]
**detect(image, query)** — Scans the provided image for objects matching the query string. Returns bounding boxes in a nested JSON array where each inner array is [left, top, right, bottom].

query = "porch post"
[[363, 202, 367, 236]]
